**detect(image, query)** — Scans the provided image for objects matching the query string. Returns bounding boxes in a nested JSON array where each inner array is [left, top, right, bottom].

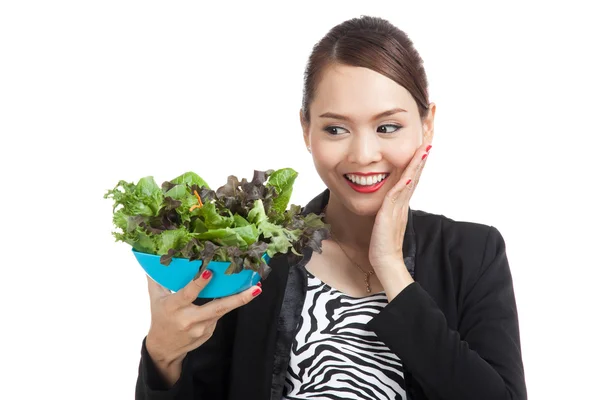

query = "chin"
[[330, 189, 385, 216], [343, 199, 383, 217]]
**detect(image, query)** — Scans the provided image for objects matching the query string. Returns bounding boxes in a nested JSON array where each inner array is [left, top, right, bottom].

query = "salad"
[[104, 168, 330, 280]]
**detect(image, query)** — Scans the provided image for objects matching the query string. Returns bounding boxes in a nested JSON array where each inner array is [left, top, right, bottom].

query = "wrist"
[[146, 335, 186, 388], [375, 259, 414, 302], [146, 334, 185, 367]]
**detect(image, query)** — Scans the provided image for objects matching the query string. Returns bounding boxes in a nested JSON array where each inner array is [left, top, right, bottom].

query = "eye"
[[323, 126, 349, 136], [377, 124, 402, 134]]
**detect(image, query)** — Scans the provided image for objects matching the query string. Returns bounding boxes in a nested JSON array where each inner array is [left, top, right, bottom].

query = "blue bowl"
[[132, 248, 269, 298]]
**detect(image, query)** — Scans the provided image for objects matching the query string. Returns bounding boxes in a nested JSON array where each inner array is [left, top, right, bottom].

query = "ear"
[[422, 102, 436, 144], [299, 108, 310, 148]]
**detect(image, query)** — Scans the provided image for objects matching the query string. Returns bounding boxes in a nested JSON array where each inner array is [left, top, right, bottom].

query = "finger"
[[405, 142, 432, 181], [396, 150, 428, 201], [173, 269, 214, 307], [195, 284, 262, 320], [147, 275, 171, 300], [385, 178, 412, 206], [387, 142, 432, 201], [407, 149, 428, 190]]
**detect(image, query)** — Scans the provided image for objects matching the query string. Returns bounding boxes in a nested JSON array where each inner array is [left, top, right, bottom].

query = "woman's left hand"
[[369, 142, 432, 273]]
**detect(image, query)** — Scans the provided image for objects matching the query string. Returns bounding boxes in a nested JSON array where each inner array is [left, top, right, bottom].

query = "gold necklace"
[[331, 233, 376, 293]]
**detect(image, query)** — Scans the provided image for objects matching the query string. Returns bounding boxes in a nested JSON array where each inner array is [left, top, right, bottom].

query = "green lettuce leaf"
[[232, 224, 259, 245], [156, 227, 192, 255], [192, 228, 246, 248], [266, 168, 298, 214], [233, 214, 250, 227], [199, 202, 234, 229], [247, 198, 268, 225], [104, 177, 164, 217], [164, 184, 187, 199], [170, 172, 211, 189]]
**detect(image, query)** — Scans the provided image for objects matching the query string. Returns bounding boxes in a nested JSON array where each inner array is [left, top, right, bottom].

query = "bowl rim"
[[131, 247, 271, 264]]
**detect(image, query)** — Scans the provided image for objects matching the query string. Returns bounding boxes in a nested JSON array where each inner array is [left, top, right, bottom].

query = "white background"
[[1, 1, 599, 398]]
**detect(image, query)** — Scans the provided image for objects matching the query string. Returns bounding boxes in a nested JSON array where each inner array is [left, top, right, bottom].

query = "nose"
[[347, 132, 383, 165]]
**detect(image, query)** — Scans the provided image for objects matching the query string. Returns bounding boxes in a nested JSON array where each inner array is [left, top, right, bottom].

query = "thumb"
[[146, 275, 171, 300]]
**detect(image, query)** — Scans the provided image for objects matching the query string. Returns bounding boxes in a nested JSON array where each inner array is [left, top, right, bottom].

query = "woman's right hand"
[[144, 270, 262, 386]]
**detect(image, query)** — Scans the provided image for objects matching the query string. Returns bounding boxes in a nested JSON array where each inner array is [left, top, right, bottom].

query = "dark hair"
[[301, 15, 430, 124]]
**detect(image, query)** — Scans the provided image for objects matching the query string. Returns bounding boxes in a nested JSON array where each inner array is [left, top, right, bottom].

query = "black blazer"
[[136, 189, 527, 400]]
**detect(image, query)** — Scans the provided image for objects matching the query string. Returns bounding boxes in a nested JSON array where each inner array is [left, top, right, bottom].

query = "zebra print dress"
[[282, 270, 407, 400]]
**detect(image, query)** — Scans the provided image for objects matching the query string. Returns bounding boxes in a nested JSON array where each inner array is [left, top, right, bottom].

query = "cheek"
[[311, 151, 337, 180], [311, 143, 342, 168], [310, 146, 344, 187], [385, 147, 413, 170]]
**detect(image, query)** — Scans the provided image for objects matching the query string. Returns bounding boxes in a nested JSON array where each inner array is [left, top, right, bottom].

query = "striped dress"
[[282, 270, 407, 400]]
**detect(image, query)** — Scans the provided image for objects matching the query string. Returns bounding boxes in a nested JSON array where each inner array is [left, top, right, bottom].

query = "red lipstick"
[[344, 173, 389, 193], [345, 172, 387, 176]]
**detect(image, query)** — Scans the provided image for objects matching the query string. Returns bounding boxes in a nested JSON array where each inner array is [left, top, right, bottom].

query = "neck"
[[323, 194, 374, 252]]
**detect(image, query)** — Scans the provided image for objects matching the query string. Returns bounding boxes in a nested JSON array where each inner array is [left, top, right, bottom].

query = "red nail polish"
[[252, 288, 262, 297], [257, 282, 262, 287], [406, 179, 412, 185], [421, 153, 428, 160], [426, 145, 432, 152], [201, 270, 212, 280]]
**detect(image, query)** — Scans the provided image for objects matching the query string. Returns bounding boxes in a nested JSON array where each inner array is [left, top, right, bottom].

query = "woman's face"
[[301, 63, 435, 216]]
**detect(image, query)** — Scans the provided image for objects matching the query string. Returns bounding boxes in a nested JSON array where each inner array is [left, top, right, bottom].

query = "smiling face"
[[301, 63, 435, 216]]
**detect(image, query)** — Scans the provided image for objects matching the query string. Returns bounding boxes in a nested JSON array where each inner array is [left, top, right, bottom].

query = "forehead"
[[311, 64, 416, 114]]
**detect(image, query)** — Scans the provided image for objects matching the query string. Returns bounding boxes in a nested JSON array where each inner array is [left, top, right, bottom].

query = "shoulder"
[[410, 210, 512, 314], [412, 208, 501, 244], [411, 208, 506, 270]]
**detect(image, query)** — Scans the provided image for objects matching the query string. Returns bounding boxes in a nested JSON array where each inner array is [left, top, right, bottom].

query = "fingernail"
[[252, 288, 262, 297], [421, 153, 428, 160], [201, 270, 212, 280], [426, 145, 432, 152], [406, 179, 412, 185], [257, 282, 262, 287]]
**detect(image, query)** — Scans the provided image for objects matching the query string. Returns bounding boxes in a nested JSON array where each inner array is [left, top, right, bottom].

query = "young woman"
[[136, 16, 527, 400]]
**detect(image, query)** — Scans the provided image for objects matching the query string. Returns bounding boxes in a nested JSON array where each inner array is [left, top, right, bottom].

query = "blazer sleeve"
[[135, 300, 237, 400], [366, 225, 527, 400]]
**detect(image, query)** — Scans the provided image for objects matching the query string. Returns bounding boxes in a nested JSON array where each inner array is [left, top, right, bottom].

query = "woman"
[[136, 16, 527, 400]]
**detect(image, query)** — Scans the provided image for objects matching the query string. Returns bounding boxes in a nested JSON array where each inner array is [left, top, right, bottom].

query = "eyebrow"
[[318, 108, 407, 122]]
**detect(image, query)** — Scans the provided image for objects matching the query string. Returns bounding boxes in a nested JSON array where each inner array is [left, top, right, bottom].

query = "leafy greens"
[[104, 168, 330, 280]]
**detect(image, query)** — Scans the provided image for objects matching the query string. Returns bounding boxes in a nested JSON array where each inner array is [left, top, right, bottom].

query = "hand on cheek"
[[368, 141, 432, 271]]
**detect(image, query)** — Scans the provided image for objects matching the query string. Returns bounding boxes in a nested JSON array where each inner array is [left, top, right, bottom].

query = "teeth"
[[345, 174, 388, 186]]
